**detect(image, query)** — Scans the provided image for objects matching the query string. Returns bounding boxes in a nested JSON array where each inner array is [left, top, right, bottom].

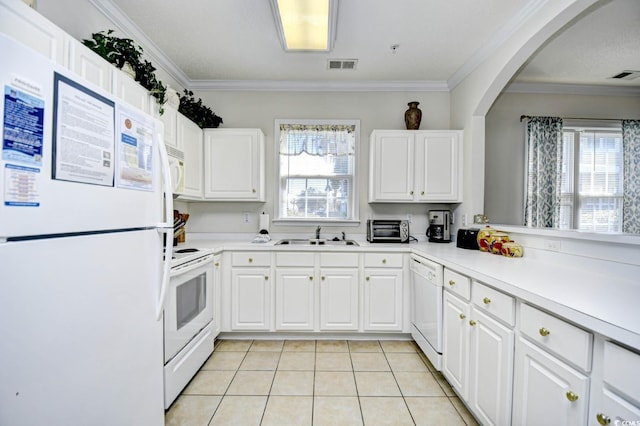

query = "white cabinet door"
[[442, 290, 471, 400], [212, 255, 222, 337], [319, 268, 359, 331], [369, 131, 414, 202], [0, 0, 67, 65], [203, 129, 265, 201], [415, 131, 462, 202], [363, 268, 403, 331], [178, 115, 203, 199], [513, 337, 589, 426], [112, 69, 150, 113], [275, 268, 315, 331], [68, 40, 113, 92], [160, 106, 179, 149], [231, 267, 271, 330], [468, 308, 514, 426]]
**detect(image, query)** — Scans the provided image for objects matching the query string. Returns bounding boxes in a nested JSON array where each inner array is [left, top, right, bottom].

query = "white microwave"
[[165, 144, 185, 195]]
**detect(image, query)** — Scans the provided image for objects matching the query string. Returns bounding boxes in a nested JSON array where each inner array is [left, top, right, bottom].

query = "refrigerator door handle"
[[156, 138, 174, 321]]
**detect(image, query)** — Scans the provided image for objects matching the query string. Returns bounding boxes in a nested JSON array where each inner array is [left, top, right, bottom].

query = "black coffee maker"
[[426, 210, 451, 243]]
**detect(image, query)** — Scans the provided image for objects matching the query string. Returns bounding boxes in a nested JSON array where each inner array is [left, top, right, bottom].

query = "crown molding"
[[89, 0, 191, 88], [505, 82, 640, 97], [447, 0, 549, 90], [187, 79, 450, 92]]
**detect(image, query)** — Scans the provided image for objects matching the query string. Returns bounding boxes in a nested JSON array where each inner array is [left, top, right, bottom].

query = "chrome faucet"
[[315, 226, 321, 240]]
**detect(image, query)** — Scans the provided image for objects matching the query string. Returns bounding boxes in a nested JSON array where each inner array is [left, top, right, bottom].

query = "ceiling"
[[101, 0, 640, 90]]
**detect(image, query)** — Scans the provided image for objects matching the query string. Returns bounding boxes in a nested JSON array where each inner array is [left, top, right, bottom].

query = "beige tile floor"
[[165, 339, 478, 426]]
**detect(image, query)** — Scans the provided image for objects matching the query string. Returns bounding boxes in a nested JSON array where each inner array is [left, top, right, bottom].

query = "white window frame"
[[560, 123, 623, 232], [274, 119, 360, 224]]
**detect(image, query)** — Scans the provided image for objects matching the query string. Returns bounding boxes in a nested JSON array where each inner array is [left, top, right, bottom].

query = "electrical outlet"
[[461, 214, 467, 226], [407, 214, 413, 224], [242, 212, 250, 223], [543, 239, 561, 251]]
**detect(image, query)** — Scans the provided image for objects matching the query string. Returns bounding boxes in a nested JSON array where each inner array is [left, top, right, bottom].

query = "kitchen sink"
[[275, 238, 359, 246]]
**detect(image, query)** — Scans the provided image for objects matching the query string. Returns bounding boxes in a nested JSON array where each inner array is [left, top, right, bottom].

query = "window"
[[559, 127, 623, 232], [276, 120, 359, 222]]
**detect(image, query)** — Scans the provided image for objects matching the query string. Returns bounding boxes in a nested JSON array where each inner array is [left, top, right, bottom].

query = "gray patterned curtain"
[[524, 116, 563, 228], [622, 120, 640, 234]]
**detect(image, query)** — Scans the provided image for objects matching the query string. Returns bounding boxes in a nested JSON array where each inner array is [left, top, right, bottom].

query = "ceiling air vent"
[[610, 70, 640, 80], [328, 59, 358, 70]]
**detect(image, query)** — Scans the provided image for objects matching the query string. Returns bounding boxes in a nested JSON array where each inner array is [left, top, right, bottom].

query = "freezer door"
[[0, 230, 164, 425], [0, 34, 164, 238]]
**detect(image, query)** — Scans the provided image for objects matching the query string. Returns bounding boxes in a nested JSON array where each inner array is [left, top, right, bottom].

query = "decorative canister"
[[404, 101, 422, 130], [490, 232, 510, 254], [501, 241, 524, 258], [476, 226, 496, 252]]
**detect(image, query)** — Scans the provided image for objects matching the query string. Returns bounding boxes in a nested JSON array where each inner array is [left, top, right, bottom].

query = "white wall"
[[485, 91, 640, 225], [185, 90, 455, 239]]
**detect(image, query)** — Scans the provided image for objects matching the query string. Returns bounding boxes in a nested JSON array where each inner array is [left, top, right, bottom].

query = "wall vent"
[[610, 70, 640, 80], [328, 59, 358, 70]]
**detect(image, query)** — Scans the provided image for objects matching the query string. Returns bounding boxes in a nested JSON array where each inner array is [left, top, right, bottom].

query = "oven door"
[[164, 254, 214, 363]]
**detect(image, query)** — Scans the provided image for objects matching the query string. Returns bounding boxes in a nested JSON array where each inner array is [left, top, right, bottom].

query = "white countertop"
[[179, 234, 640, 349]]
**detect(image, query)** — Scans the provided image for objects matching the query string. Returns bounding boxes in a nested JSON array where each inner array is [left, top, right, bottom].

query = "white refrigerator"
[[0, 34, 173, 425]]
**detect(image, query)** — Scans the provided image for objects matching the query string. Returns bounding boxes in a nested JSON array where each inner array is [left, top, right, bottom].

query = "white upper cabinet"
[[369, 130, 463, 203], [0, 0, 68, 66], [178, 114, 203, 199], [160, 106, 180, 149], [203, 129, 266, 201], [68, 40, 113, 92], [112, 68, 151, 114]]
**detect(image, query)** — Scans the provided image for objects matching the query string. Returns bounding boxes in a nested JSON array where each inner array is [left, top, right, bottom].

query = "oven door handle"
[[156, 138, 174, 321], [171, 254, 214, 275]]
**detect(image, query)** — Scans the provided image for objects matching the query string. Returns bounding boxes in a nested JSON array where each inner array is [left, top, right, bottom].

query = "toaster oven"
[[366, 220, 410, 243]]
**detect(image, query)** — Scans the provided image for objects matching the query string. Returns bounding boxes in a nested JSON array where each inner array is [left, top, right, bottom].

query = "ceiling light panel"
[[271, 0, 338, 52]]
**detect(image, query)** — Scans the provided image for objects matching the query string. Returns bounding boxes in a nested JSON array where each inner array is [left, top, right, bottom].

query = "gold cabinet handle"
[[264, 276, 269, 281], [469, 320, 477, 326], [309, 276, 313, 281], [448, 280, 455, 286], [421, 191, 425, 195], [483, 297, 491, 304], [321, 276, 325, 281], [252, 188, 256, 193], [366, 276, 370, 281], [566, 391, 579, 402], [214, 262, 219, 267], [539, 327, 550, 337], [382, 259, 387, 264], [248, 258, 253, 263], [596, 413, 611, 425], [410, 191, 414, 195], [459, 313, 466, 320]]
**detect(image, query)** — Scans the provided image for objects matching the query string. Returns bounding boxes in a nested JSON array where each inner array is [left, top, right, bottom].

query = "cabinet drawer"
[[320, 253, 359, 268], [520, 303, 593, 372], [604, 341, 640, 405], [364, 253, 402, 268], [444, 268, 470, 300], [231, 252, 271, 267], [472, 281, 515, 326], [276, 252, 315, 267]]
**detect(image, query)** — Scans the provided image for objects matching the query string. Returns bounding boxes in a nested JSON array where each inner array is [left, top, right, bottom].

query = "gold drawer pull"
[[214, 262, 219, 267], [321, 276, 325, 281], [410, 191, 414, 195], [469, 320, 477, 326], [421, 191, 425, 195], [382, 259, 387, 264], [366, 277, 370, 281], [248, 258, 253, 263], [448, 280, 455, 286], [459, 313, 466, 320], [596, 413, 611, 425], [539, 327, 550, 337], [483, 297, 491, 304], [252, 188, 256, 193], [264, 276, 269, 281], [566, 391, 579, 402], [309, 276, 313, 281]]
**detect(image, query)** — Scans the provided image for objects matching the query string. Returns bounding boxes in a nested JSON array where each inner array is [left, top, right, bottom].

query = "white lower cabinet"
[[513, 336, 589, 425], [230, 252, 272, 330], [442, 271, 515, 426], [363, 256, 403, 331], [275, 268, 315, 331], [319, 268, 359, 331], [442, 290, 471, 399]]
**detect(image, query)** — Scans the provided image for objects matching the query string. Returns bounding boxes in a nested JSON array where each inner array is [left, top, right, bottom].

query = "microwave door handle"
[[156, 139, 174, 321]]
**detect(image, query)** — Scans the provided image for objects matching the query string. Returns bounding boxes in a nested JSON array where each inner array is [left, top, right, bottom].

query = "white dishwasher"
[[410, 253, 444, 370]]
